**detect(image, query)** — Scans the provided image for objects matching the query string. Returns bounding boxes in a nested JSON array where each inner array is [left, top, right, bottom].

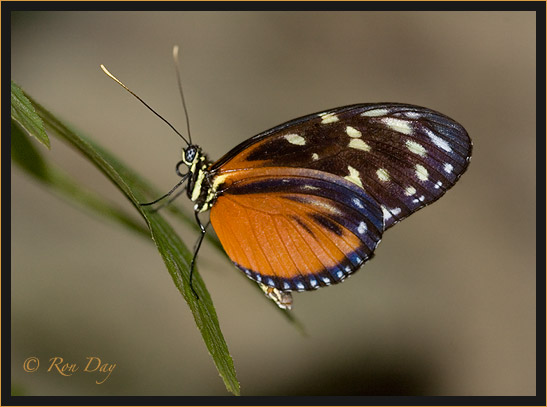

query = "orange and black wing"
[[210, 167, 383, 291], [211, 103, 471, 230], [208, 103, 470, 291]]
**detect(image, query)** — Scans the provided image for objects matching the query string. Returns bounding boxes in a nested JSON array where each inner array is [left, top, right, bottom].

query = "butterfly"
[[179, 103, 471, 309], [102, 65, 472, 310]]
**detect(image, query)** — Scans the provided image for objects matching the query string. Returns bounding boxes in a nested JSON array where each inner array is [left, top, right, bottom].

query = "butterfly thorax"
[[182, 145, 217, 213]]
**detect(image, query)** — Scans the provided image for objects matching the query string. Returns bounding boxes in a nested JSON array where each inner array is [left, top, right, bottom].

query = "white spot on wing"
[[362, 108, 389, 117], [344, 166, 364, 189], [349, 138, 371, 152], [415, 164, 429, 181], [381, 205, 401, 220], [376, 168, 390, 182], [309, 199, 342, 215], [425, 128, 452, 152], [322, 276, 331, 285], [296, 282, 305, 291], [444, 163, 454, 173], [435, 180, 443, 189], [358, 221, 367, 234], [382, 117, 413, 135], [312, 153, 319, 160], [284, 133, 306, 145], [404, 111, 421, 119], [405, 139, 427, 157], [352, 197, 364, 209], [346, 126, 362, 138], [320, 112, 339, 124], [405, 186, 417, 196]]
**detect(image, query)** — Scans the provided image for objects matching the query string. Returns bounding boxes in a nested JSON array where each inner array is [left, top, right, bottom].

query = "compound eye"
[[185, 147, 196, 163]]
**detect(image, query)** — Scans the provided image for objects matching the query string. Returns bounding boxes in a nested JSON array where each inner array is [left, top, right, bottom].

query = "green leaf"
[[13, 114, 304, 330], [11, 121, 49, 180], [21, 92, 240, 395], [11, 81, 50, 149], [12, 80, 308, 394]]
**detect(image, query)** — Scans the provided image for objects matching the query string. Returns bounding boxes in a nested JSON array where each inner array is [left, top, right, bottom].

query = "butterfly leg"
[[151, 185, 189, 212], [140, 174, 189, 208], [189, 211, 208, 299], [149, 160, 191, 211]]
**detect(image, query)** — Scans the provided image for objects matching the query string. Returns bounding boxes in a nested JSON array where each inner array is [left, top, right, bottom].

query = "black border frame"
[[3, 2, 545, 405]]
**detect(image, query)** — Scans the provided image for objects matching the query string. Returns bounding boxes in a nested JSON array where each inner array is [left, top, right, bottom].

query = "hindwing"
[[209, 167, 383, 291]]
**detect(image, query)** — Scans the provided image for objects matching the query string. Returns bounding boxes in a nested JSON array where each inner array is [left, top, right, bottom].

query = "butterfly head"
[[182, 145, 201, 167]]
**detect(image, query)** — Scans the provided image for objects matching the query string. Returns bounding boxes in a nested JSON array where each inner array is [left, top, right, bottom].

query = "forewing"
[[211, 103, 471, 229], [210, 167, 383, 291]]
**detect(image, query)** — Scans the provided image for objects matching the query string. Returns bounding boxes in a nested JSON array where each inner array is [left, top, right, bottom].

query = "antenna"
[[100, 64, 190, 146], [172, 45, 193, 144]]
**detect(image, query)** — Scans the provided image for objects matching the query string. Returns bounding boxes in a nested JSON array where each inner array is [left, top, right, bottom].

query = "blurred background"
[[11, 11, 536, 396]]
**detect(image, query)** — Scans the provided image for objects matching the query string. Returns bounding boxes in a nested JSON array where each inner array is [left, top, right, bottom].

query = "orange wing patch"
[[210, 167, 384, 291]]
